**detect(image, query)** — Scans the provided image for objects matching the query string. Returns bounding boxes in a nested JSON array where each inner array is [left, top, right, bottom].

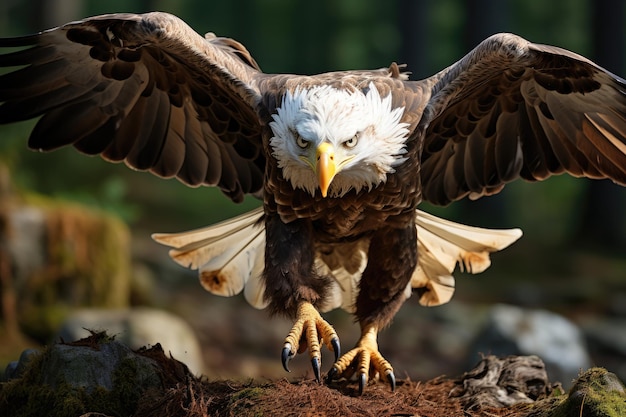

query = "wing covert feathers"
[[152, 208, 522, 311]]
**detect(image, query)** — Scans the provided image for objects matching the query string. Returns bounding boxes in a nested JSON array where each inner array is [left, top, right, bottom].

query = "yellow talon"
[[281, 301, 340, 382], [328, 324, 395, 394]]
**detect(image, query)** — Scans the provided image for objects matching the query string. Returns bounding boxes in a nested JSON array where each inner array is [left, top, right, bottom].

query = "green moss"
[[0, 335, 162, 417], [10, 193, 132, 342], [558, 368, 626, 417], [229, 386, 265, 403], [18, 304, 72, 343], [19, 192, 131, 309], [228, 386, 267, 417], [526, 368, 626, 417], [111, 356, 160, 408], [0, 378, 141, 417], [0, 348, 91, 417]]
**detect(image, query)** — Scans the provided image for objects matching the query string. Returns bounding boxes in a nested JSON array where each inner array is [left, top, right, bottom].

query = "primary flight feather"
[[2, 12, 626, 394]]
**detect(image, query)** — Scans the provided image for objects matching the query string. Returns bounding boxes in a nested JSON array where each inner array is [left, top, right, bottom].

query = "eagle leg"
[[326, 223, 415, 393], [327, 323, 395, 394], [281, 301, 340, 382]]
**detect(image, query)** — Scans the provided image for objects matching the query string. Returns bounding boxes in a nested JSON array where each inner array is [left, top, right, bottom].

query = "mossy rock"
[[2, 193, 132, 342], [0, 332, 174, 417], [2, 329, 625, 417], [523, 368, 626, 417]]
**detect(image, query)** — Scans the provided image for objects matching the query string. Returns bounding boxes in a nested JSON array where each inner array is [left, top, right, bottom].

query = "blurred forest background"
[[1, 0, 626, 383], [1, 0, 626, 244]]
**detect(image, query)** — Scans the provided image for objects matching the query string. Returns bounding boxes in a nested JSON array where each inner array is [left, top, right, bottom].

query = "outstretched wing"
[[0, 12, 267, 202], [417, 33, 626, 206]]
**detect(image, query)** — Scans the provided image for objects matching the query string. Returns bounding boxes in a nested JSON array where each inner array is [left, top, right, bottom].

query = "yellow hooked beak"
[[316, 142, 336, 197]]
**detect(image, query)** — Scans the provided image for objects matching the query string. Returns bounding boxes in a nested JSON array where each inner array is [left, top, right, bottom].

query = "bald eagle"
[[1, 12, 626, 394]]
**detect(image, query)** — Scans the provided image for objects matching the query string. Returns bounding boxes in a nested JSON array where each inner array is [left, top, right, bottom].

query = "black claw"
[[281, 344, 293, 373], [358, 373, 367, 395], [330, 337, 340, 362], [311, 357, 321, 383], [326, 366, 338, 384], [387, 371, 396, 392]]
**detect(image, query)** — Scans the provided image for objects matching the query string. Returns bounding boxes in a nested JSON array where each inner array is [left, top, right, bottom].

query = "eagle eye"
[[295, 134, 309, 149], [343, 134, 358, 149]]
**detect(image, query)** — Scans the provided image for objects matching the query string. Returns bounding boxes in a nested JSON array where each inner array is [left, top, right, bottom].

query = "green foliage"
[[510, 0, 591, 52]]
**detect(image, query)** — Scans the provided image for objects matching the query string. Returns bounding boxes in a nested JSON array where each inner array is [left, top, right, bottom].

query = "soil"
[[134, 376, 472, 417], [108, 341, 555, 417], [5, 333, 626, 417]]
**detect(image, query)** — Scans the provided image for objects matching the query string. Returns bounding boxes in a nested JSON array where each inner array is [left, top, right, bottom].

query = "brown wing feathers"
[[419, 34, 626, 206], [0, 13, 265, 202], [3, 23, 626, 208]]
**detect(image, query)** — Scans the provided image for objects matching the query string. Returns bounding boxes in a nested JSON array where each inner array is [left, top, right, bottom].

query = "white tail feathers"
[[412, 210, 522, 306], [152, 208, 522, 311], [152, 208, 268, 308]]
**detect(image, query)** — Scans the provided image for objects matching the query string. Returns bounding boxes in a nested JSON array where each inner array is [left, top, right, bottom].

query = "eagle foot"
[[281, 301, 340, 382], [326, 324, 395, 395]]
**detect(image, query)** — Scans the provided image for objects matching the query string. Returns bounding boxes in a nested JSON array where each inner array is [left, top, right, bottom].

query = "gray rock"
[[39, 338, 161, 392], [4, 207, 47, 286], [3, 348, 40, 381], [57, 307, 204, 374], [470, 304, 591, 387], [1, 334, 180, 417]]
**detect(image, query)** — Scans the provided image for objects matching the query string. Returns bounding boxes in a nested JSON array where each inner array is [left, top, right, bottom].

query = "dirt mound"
[[3, 332, 625, 417]]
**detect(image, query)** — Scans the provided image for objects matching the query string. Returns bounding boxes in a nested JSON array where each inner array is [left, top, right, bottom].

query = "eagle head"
[[269, 83, 410, 198]]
